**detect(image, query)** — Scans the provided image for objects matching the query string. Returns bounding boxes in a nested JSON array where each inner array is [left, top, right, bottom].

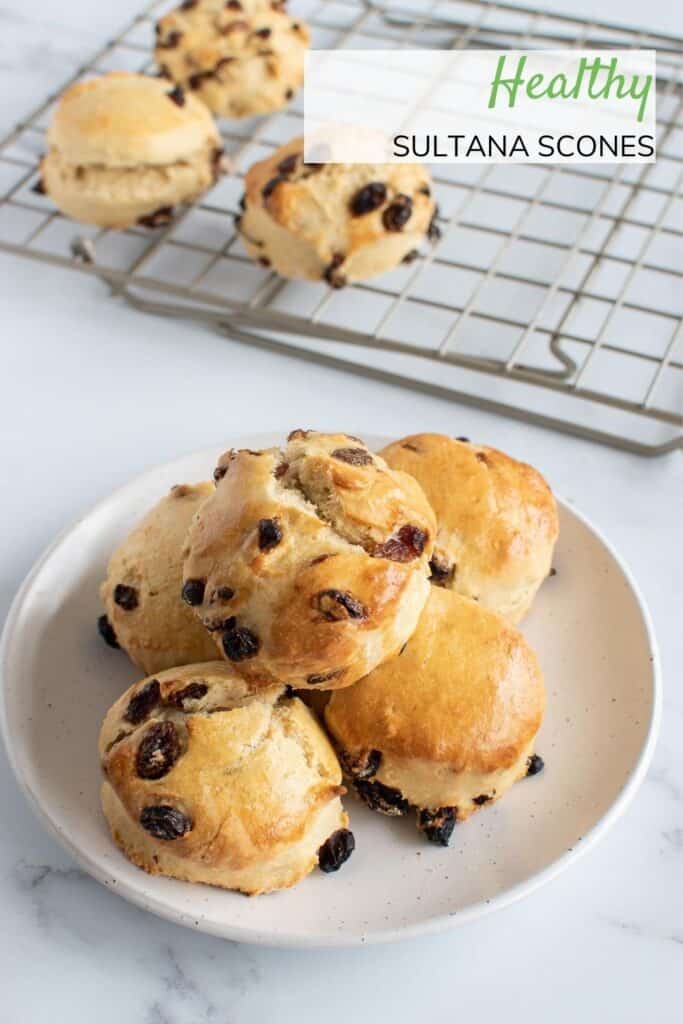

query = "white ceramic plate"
[[0, 437, 661, 948]]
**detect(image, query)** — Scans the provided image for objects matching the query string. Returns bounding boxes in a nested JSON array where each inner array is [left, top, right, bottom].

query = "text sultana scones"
[[380, 433, 558, 623], [100, 663, 354, 895], [182, 429, 436, 690], [41, 72, 224, 228], [99, 482, 217, 674], [155, 1, 309, 118], [325, 587, 546, 846], [237, 137, 438, 285]]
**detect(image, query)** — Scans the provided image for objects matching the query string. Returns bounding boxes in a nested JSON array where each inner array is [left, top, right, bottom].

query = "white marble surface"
[[0, 0, 682, 1020]]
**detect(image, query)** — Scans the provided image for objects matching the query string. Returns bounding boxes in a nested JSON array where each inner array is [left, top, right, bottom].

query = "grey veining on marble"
[[0, 0, 682, 1021]]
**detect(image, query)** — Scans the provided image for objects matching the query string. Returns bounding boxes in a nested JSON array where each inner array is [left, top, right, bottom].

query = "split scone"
[[41, 72, 224, 228], [380, 433, 558, 623], [182, 429, 436, 690], [237, 137, 438, 285], [325, 587, 545, 846], [99, 482, 217, 674], [155, 1, 309, 118], [100, 663, 354, 895]]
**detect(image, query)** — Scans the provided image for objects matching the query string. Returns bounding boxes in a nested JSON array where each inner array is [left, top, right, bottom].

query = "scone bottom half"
[[181, 429, 436, 691], [237, 138, 439, 286], [99, 663, 355, 895]]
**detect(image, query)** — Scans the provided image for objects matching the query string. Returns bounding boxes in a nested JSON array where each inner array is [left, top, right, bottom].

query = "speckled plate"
[[0, 436, 661, 947]]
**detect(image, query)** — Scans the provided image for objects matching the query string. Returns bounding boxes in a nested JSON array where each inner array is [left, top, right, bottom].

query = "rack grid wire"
[[1, 0, 681, 455]]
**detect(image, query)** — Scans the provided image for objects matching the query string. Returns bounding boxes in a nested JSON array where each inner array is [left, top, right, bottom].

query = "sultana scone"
[[155, 1, 309, 118], [99, 482, 217, 674], [380, 433, 558, 623], [325, 587, 546, 846], [237, 137, 437, 285], [40, 72, 224, 228], [100, 663, 354, 895], [182, 429, 436, 690]]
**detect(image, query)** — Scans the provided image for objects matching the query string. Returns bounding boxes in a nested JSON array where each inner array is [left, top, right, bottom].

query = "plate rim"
[[0, 441, 663, 948]]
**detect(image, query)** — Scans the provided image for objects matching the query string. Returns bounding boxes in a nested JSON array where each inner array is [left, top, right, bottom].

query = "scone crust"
[[325, 587, 545, 776], [100, 482, 217, 674], [239, 137, 436, 283], [183, 430, 436, 689], [155, 3, 309, 117], [100, 663, 347, 895], [47, 72, 220, 167], [380, 434, 558, 622]]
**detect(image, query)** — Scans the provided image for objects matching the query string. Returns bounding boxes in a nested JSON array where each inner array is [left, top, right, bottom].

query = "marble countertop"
[[0, 0, 681, 1020]]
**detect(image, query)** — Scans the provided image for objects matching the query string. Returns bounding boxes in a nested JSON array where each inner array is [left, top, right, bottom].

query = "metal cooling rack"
[[1, 0, 681, 455]]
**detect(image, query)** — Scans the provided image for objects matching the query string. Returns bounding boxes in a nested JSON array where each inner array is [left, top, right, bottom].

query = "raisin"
[[402, 442, 420, 452], [350, 181, 386, 216], [274, 461, 289, 478], [213, 464, 227, 483], [215, 56, 235, 71], [456, 436, 470, 442], [473, 794, 491, 805], [124, 679, 161, 724], [211, 146, 228, 181], [188, 69, 214, 89], [306, 668, 345, 686], [113, 583, 138, 611], [526, 753, 544, 777], [140, 805, 192, 841], [549, 567, 557, 577], [427, 206, 441, 241], [238, 194, 246, 211], [226, 0, 242, 7], [97, 614, 119, 649], [258, 517, 282, 550], [418, 807, 457, 846], [277, 153, 298, 175], [222, 626, 259, 661], [331, 447, 373, 467], [318, 829, 355, 873], [287, 428, 309, 440], [429, 555, 455, 586], [213, 586, 235, 601], [323, 252, 346, 288], [136, 721, 181, 780], [181, 0, 198, 8], [314, 589, 367, 622], [262, 175, 285, 199], [258, 256, 271, 267], [355, 779, 410, 816], [157, 29, 182, 48], [285, 88, 294, 100], [182, 579, 205, 606], [166, 682, 208, 707], [402, 249, 419, 264], [382, 194, 412, 232], [419, 184, 431, 196], [339, 748, 381, 780], [32, 178, 46, 195], [138, 206, 173, 228], [167, 84, 186, 106], [374, 524, 427, 562], [254, 26, 271, 37]]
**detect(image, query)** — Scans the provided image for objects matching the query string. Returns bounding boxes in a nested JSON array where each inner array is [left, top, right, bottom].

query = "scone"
[[155, 1, 309, 118], [100, 663, 353, 895], [99, 482, 217, 674], [380, 434, 558, 623], [41, 72, 223, 228], [182, 429, 436, 690], [238, 137, 437, 285], [325, 587, 545, 846]]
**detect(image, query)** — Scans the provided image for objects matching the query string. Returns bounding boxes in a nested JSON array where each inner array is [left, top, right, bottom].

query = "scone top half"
[[239, 137, 436, 285], [325, 587, 546, 844], [381, 433, 558, 623], [155, 1, 309, 118], [183, 430, 436, 690], [100, 663, 351, 895], [99, 481, 217, 675], [42, 72, 222, 228]]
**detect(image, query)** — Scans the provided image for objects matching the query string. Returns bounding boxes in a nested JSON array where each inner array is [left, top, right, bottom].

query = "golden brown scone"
[[238, 137, 437, 285], [325, 587, 545, 845], [99, 482, 217, 674], [100, 663, 354, 895], [182, 429, 436, 690], [155, 1, 309, 118], [41, 72, 224, 228], [380, 434, 558, 623]]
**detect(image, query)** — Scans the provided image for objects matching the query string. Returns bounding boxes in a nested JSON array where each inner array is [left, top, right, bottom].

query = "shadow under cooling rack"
[[0, 0, 681, 455]]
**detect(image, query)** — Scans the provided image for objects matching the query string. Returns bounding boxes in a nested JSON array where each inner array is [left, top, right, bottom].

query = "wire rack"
[[1, 0, 681, 455]]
